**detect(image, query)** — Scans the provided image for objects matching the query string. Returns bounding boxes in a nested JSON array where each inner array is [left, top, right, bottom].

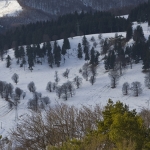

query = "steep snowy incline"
[[0, 22, 150, 138], [0, 0, 22, 17]]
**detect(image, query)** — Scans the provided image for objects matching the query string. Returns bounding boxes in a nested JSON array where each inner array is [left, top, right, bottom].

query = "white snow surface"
[[0, 0, 22, 17], [116, 14, 129, 19], [0, 22, 150, 138]]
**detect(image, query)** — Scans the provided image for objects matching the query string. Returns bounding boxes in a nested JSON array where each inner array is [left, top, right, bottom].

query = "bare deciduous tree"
[[10, 103, 103, 150], [15, 87, 23, 100], [56, 86, 63, 99], [61, 83, 70, 100], [11, 73, 19, 84], [0, 81, 6, 98], [145, 72, 150, 89], [82, 63, 90, 81], [40, 97, 50, 109], [73, 76, 82, 89], [109, 69, 120, 88], [28, 92, 41, 112], [66, 81, 75, 97], [122, 82, 130, 95], [3, 83, 14, 101], [130, 81, 142, 97], [28, 81, 36, 93], [46, 82, 53, 92]]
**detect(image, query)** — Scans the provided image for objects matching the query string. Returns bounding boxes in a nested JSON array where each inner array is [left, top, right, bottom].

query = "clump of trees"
[[122, 81, 142, 97], [55, 81, 75, 100]]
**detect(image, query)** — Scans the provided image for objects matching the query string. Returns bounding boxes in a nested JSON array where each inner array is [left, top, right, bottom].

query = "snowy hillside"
[[0, 0, 22, 17], [0, 22, 150, 138]]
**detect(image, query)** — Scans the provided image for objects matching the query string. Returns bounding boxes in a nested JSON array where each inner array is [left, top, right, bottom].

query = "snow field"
[[0, 0, 22, 17]]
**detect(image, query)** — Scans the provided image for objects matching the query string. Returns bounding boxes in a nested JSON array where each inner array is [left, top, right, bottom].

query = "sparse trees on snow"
[[130, 81, 142, 97], [73, 76, 82, 89], [122, 82, 130, 95], [27, 81, 36, 93], [11, 73, 19, 84], [109, 69, 120, 88]]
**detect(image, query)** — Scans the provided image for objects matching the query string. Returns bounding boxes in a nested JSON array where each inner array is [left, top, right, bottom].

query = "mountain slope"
[[18, 0, 147, 15], [0, 0, 22, 17], [0, 19, 150, 139]]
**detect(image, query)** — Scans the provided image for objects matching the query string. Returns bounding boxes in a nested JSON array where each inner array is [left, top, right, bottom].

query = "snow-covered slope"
[[0, 0, 22, 17], [0, 22, 150, 138]]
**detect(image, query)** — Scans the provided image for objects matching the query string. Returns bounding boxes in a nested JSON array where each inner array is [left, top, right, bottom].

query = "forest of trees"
[[0, 10, 128, 51], [18, 0, 147, 16], [128, 0, 150, 24]]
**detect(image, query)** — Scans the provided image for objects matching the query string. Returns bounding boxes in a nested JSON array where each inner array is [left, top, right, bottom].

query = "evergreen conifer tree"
[[126, 24, 133, 42], [77, 43, 83, 59], [90, 47, 95, 65], [6, 55, 11, 68]]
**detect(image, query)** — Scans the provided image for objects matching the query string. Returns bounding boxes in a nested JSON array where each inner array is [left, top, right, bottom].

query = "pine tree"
[[126, 24, 133, 42], [82, 35, 89, 53], [28, 53, 34, 72], [46, 42, 52, 56], [19, 46, 25, 59], [77, 43, 83, 59], [14, 45, 20, 64], [48, 52, 54, 68], [54, 44, 61, 67], [90, 47, 95, 65], [61, 44, 66, 56], [84, 45, 90, 61], [6, 55, 11, 68]]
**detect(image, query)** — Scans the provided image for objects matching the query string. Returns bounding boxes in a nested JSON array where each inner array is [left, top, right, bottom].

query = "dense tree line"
[[0, 11, 128, 51], [18, 0, 146, 16], [128, 0, 150, 23]]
